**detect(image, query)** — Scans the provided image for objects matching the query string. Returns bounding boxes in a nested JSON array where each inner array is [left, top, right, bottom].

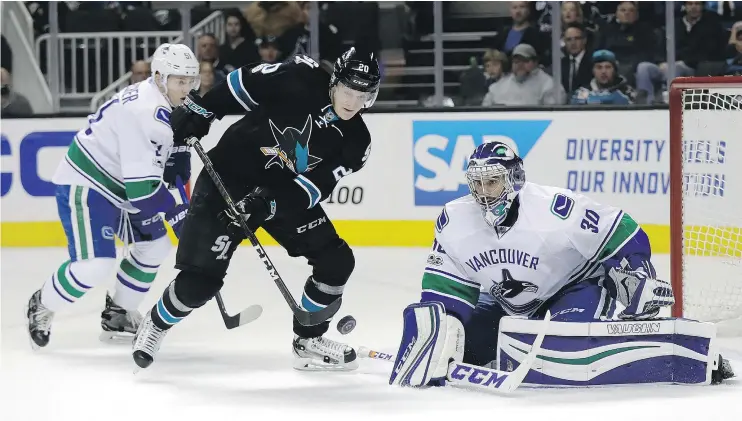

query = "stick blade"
[[293, 297, 342, 326], [224, 305, 263, 329]]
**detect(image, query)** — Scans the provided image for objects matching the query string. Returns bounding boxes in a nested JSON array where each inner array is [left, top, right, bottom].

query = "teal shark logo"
[[261, 115, 322, 173]]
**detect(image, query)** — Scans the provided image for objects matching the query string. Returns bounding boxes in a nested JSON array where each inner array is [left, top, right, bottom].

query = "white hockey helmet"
[[151, 43, 200, 105]]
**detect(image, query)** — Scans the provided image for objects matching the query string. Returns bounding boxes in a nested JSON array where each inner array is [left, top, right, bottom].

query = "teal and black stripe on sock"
[[151, 282, 192, 330]]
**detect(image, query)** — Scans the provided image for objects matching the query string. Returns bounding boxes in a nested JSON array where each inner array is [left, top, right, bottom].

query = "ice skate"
[[100, 293, 142, 343], [131, 311, 168, 371], [292, 335, 359, 371], [25, 289, 54, 350]]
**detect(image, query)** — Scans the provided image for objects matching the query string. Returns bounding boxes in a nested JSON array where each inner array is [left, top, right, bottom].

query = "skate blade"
[[292, 357, 359, 372], [99, 330, 135, 344]]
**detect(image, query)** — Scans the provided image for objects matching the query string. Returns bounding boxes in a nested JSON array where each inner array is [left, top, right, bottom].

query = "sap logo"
[[412, 120, 551, 206], [1, 131, 76, 197], [297, 216, 327, 233]]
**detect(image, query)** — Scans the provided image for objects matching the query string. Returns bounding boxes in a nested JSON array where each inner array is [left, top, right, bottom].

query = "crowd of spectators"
[[466, 1, 742, 107], [6, 1, 742, 115], [120, 1, 344, 98]]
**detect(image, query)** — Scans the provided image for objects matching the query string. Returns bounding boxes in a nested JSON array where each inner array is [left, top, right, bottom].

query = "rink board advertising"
[[2, 109, 732, 250]]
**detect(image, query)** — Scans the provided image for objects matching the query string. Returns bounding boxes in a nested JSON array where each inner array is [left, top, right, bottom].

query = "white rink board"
[[2, 109, 738, 228]]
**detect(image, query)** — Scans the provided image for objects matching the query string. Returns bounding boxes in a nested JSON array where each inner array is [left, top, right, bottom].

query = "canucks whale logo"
[[261, 114, 322, 173], [489, 269, 539, 299]]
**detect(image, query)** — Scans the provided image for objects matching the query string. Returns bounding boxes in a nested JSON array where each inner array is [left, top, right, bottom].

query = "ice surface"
[[2, 248, 741, 421]]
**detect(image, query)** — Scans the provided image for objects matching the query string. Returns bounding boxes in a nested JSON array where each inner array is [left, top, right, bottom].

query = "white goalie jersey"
[[422, 182, 640, 320], [52, 79, 174, 210]]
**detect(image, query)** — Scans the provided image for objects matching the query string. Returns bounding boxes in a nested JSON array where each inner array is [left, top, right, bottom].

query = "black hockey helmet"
[[330, 47, 381, 109]]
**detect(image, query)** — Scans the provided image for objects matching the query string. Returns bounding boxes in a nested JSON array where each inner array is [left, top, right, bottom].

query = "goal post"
[[669, 76, 742, 330]]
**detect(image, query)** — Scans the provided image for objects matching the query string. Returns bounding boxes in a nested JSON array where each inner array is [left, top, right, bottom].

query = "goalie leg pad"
[[389, 302, 464, 387], [497, 317, 721, 386]]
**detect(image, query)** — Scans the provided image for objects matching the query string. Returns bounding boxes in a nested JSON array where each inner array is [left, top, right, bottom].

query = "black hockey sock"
[[151, 282, 193, 330], [295, 276, 344, 338]]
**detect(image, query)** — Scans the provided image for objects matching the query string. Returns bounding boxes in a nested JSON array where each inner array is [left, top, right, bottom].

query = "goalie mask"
[[466, 142, 526, 228]]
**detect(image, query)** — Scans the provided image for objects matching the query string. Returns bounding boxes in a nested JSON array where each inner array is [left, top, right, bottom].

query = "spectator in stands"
[[197, 34, 226, 84], [256, 36, 283, 64], [492, 2, 547, 60], [458, 50, 509, 106], [482, 44, 565, 106], [199, 61, 215, 96], [725, 21, 742, 74], [245, 1, 303, 39], [277, 1, 345, 65], [129, 60, 150, 84], [1, 67, 33, 117], [561, 23, 593, 97], [483, 49, 509, 87], [220, 10, 259, 73], [570, 50, 635, 105], [594, 2, 655, 77], [1, 36, 11, 73], [636, 1, 727, 103], [560, 1, 597, 46]]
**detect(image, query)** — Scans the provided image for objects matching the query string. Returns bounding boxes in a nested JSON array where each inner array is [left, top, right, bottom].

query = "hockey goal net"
[[670, 76, 742, 334]]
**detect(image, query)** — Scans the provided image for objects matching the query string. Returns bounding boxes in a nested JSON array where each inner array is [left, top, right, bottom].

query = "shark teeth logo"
[[261, 114, 322, 173]]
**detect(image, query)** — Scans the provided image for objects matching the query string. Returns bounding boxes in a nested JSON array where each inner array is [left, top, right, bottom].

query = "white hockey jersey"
[[422, 182, 639, 320], [53, 78, 173, 211]]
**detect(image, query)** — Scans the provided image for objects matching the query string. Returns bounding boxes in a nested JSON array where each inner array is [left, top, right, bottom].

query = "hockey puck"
[[336, 315, 356, 335]]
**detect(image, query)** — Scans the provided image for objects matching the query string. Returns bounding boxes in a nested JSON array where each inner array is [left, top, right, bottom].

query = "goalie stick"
[[175, 178, 263, 329], [188, 139, 342, 326], [358, 310, 551, 394]]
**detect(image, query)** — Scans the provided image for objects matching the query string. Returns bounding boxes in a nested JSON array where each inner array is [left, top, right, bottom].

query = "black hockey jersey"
[[199, 55, 372, 213]]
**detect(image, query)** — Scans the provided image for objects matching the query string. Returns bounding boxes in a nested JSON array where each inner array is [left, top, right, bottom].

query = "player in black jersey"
[[132, 47, 380, 371]]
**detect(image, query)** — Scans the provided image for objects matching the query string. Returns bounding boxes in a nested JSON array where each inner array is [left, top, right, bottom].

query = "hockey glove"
[[606, 260, 675, 320], [163, 145, 191, 188], [170, 90, 215, 146], [164, 203, 189, 239], [218, 187, 276, 236]]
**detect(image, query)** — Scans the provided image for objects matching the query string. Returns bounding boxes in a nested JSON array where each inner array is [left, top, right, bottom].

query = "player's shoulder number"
[[251, 55, 319, 75]]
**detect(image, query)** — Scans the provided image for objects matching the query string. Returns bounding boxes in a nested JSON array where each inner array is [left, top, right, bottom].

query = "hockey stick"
[[188, 139, 342, 326], [358, 310, 551, 394], [175, 178, 263, 329]]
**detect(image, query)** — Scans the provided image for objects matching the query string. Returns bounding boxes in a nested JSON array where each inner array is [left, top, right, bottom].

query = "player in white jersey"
[[24, 44, 199, 349], [389, 142, 734, 388]]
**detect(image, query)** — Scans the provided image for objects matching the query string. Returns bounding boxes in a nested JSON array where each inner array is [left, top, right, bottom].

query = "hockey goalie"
[[389, 142, 735, 388]]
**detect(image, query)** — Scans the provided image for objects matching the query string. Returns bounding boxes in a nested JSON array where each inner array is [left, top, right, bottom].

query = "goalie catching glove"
[[605, 258, 674, 320], [389, 302, 465, 387]]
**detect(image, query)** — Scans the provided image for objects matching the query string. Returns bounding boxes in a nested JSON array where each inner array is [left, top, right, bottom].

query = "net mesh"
[[680, 87, 742, 330]]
